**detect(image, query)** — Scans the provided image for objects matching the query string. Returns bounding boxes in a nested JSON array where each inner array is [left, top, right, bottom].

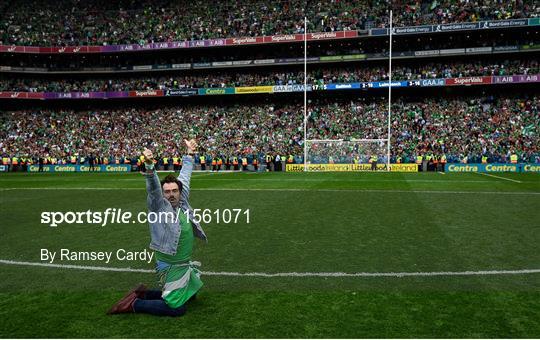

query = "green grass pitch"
[[0, 171, 539, 338]]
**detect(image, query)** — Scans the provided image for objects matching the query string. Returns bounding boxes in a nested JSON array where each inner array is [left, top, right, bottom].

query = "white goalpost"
[[387, 9, 393, 169], [303, 16, 308, 172], [302, 11, 394, 172]]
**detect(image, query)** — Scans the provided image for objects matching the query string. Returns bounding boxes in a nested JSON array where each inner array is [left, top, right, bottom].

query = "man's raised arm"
[[142, 148, 163, 212], [178, 139, 197, 202]]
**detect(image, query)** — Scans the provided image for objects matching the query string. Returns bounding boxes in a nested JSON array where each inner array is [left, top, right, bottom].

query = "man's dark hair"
[[161, 174, 183, 192]]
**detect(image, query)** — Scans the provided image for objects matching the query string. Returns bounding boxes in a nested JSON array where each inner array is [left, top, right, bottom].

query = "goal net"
[[304, 139, 389, 171]]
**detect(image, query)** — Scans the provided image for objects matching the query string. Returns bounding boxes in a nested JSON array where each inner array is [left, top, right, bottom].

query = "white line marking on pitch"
[[0, 187, 539, 195], [438, 172, 446, 175], [118, 178, 490, 183], [1, 259, 539, 278], [475, 172, 522, 183]]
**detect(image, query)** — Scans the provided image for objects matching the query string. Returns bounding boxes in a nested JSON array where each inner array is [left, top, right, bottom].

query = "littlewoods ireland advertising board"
[[284, 163, 540, 173], [286, 163, 418, 172]]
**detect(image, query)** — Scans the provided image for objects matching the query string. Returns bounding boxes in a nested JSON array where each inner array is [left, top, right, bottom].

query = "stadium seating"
[[1, 0, 537, 46], [1, 96, 538, 164], [1, 58, 537, 91]]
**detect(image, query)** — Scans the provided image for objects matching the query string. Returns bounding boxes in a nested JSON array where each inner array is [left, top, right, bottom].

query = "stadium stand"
[[0, 0, 538, 172], [1, 93, 538, 166], [0, 57, 538, 91], [0, 0, 537, 46]]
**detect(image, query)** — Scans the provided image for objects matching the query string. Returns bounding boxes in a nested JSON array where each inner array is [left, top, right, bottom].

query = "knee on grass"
[[170, 305, 187, 317]]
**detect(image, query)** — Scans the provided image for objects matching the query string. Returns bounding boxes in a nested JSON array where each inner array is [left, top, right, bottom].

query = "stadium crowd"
[[0, 0, 537, 46], [307, 96, 539, 164], [1, 95, 538, 168], [1, 30, 537, 71], [1, 58, 537, 92]]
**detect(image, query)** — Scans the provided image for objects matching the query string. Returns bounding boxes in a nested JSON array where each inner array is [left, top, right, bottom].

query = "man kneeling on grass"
[[107, 139, 208, 317]]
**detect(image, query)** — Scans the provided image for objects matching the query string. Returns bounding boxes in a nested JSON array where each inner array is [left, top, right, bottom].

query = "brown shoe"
[[107, 283, 147, 315]]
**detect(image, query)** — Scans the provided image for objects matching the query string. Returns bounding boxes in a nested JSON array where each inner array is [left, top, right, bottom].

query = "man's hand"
[[143, 148, 154, 165], [184, 139, 198, 155]]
